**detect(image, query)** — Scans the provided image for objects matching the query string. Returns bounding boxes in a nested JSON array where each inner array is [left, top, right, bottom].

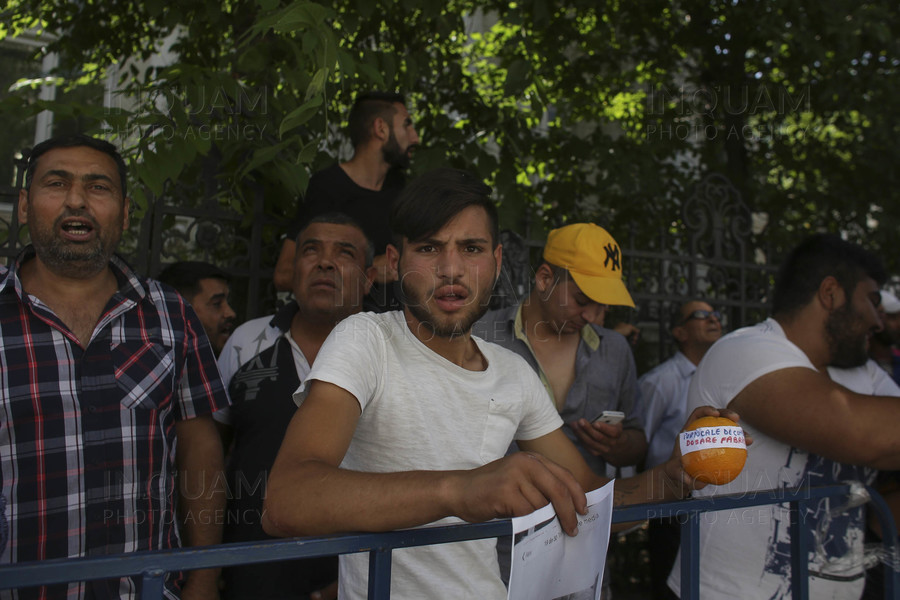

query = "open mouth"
[[434, 286, 470, 311], [60, 218, 95, 240]]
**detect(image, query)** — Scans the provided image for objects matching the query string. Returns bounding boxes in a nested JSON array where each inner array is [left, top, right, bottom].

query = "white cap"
[[881, 290, 900, 314]]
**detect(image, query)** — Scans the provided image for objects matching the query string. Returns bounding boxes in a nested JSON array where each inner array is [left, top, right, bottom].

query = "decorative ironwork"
[[616, 173, 777, 368], [1, 155, 775, 365], [490, 229, 536, 309]]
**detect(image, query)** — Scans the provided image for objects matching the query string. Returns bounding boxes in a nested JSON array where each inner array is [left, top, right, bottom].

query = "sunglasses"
[[679, 309, 721, 325]]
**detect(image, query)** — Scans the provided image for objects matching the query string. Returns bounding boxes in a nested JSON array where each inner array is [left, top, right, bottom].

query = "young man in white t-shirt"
[[263, 168, 735, 599], [668, 234, 900, 600]]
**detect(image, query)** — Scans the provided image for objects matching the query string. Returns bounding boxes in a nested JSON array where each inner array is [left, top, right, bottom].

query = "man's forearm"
[[612, 461, 688, 506], [176, 417, 227, 598], [263, 461, 460, 537], [264, 452, 590, 539]]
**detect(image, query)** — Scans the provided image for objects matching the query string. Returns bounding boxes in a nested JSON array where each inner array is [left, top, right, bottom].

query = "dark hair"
[[25, 134, 128, 198], [157, 261, 231, 300], [347, 91, 406, 147], [390, 168, 499, 250], [772, 233, 887, 317], [541, 262, 569, 283], [295, 212, 374, 267]]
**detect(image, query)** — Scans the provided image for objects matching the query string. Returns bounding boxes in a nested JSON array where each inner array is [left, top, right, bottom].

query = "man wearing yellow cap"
[[473, 223, 647, 598], [473, 223, 647, 474]]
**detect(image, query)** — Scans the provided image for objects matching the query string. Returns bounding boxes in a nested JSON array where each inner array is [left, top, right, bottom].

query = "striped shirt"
[[0, 247, 229, 599]]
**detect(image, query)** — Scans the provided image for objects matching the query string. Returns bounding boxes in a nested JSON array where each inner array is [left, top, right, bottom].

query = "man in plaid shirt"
[[0, 134, 230, 599]]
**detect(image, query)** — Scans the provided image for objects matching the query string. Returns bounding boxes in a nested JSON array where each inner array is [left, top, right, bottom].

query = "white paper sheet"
[[507, 480, 615, 600]]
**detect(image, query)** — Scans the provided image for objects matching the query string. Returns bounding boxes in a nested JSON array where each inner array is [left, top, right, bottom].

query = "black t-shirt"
[[222, 303, 337, 597], [287, 163, 405, 255]]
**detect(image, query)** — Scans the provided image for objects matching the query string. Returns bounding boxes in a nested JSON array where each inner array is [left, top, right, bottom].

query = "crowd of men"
[[1, 89, 899, 600]]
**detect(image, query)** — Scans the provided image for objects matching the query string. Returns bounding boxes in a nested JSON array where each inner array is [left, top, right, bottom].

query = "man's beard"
[[400, 278, 493, 339], [825, 302, 870, 368], [382, 130, 411, 169], [27, 208, 121, 278]]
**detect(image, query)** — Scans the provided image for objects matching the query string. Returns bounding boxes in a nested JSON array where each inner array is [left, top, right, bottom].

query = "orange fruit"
[[680, 416, 747, 485]]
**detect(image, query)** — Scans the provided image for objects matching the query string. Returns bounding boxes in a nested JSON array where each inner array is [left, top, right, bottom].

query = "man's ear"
[[363, 265, 376, 295], [534, 263, 554, 294], [386, 243, 400, 273], [493, 243, 503, 285], [122, 196, 131, 231], [818, 275, 845, 311], [17, 188, 28, 225], [373, 116, 389, 142], [671, 325, 688, 344]]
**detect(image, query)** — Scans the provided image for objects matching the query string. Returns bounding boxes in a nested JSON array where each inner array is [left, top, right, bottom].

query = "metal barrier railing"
[[1, 484, 897, 599]]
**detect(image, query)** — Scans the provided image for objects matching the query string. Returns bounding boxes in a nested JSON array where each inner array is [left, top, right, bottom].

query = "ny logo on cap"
[[604, 243, 621, 272]]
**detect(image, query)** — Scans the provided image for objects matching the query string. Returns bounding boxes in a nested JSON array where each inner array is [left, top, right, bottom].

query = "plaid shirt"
[[0, 247, 230, 599]]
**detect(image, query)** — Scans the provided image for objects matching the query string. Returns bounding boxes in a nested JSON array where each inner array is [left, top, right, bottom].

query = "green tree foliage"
[[2, 0, 898, 266]]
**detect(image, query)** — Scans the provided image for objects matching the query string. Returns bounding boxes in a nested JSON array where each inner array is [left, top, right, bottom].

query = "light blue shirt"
[[636, 351, 696, 469]]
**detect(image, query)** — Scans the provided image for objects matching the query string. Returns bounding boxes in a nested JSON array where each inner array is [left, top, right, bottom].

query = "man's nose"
[[64, 185, 88, 208], [223, 300, 237, 321], [316, 249, 339, 270], [435, 248, 463, 279]]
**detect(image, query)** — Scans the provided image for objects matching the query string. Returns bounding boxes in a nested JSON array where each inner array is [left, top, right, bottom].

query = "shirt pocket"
[[479, 396, 520, 463], [113, 342, 176, 410]]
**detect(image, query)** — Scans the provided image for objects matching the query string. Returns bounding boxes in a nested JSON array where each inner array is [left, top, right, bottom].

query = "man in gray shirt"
[[473, 223, 646, 597], [472, 222, 646, 474]]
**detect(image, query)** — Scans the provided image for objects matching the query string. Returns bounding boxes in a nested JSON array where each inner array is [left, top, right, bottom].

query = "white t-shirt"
[[668, 318, 900, 599], [297, 311, 563, 600]]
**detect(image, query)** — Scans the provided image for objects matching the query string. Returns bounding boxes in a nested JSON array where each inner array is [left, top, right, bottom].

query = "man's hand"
[[568, 419, 624, 457], [448, 452, 588, 536]]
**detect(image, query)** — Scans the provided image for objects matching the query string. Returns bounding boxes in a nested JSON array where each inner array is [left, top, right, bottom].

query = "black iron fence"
[[2, 150, 776, 368], [0, 485, 897, 600]]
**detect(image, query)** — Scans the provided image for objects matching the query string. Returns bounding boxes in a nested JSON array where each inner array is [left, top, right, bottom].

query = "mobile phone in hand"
[[593, 410, 625, 425]]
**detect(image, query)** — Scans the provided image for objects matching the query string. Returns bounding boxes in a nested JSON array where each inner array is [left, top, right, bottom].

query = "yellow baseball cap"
[[543, 223, 634, 307]]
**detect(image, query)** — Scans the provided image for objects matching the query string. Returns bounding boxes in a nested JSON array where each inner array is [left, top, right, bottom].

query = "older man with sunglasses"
[[635, 299, 723, 600]]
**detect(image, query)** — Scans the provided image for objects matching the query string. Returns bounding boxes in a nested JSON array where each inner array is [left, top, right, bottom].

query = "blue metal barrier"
[[0, 484, 897, 599]]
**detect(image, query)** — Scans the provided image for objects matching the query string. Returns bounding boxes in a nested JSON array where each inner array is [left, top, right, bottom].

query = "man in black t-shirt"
[[273, 91, 420, 311]]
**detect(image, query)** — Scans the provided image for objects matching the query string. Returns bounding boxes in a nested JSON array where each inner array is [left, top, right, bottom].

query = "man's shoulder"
[[229, 314, 279, 349], [305, 163, 352, 202], [639, 353, 686, 384], [704, 319, 792, 362], [309, 162, 344, 182], [476, 336, 542, 377], [592, 324, 630, 351], [829, 359, 900, 397], [136, 276, 192, 319], [329, 310, 403, 341]]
